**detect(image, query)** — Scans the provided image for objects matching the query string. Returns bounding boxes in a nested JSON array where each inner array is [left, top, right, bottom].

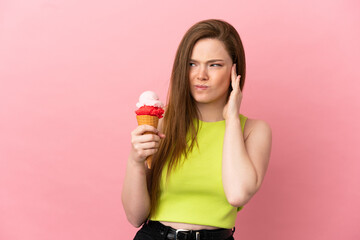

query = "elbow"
[[121, 192, 150, 228], [227, 191, 253, 207], [226, 177, 260, 207], [122, 200, 149, 228], [126, 213, 147, 228], [131, 221, 144, 229]]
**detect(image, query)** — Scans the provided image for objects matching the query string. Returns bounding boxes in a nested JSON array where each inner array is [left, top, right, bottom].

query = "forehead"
[[190, 38, 231, 60]]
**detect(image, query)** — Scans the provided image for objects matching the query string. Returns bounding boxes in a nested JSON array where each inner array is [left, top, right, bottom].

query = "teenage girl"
[[122, 19, 272, 240]]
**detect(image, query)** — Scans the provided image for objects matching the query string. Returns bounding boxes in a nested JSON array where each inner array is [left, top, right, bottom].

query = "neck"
[[196, 98, 227, 122]]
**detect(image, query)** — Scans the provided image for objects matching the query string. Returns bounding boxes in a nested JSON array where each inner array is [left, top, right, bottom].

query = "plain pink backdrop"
[[1, 0, 359, 239]]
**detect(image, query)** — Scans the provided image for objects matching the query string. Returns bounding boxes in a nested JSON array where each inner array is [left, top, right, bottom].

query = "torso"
[[155, 117, 255, 230]]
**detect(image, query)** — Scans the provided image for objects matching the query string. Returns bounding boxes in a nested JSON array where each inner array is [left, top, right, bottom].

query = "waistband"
[[145, 220, 235, 240]]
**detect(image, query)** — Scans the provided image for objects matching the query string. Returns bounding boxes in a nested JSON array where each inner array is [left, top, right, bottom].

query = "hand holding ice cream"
[[135, 91, 165, 169]]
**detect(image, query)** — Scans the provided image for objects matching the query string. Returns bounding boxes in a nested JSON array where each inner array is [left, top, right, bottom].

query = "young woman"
[[122, 19, 272, 240]]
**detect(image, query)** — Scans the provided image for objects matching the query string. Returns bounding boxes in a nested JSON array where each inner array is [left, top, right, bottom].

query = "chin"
[[192, 95, 210, 103], [193, 94, 226, 105]]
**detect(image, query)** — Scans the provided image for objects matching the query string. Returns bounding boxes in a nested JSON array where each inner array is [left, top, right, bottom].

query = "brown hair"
[[148, 19, 246, 216]]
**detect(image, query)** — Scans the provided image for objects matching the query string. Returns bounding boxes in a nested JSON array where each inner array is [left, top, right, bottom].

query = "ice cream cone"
[[136, 115, 159, 169]]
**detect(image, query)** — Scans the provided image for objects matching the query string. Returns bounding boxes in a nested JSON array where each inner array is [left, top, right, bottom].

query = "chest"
[[159, 123, 226, 196]]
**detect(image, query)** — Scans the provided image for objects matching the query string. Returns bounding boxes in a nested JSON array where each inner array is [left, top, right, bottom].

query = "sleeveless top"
[[149, 114, 248, 229]]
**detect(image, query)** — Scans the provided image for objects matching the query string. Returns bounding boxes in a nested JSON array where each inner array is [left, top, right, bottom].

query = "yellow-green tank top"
[[149, 114, 247, 229]]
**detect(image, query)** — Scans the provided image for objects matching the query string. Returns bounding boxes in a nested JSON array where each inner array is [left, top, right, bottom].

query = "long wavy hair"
[[148, 19, 246, 217]]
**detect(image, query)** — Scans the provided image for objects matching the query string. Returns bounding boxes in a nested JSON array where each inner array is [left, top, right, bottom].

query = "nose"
[[197, 65, 208, 81]]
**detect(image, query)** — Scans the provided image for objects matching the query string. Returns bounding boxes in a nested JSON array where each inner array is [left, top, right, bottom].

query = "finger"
[[138, 133, 161, 143], [231, 64, 237, 89], [232, 64, 237, 82], [237, 75, 242, 93], [143, 148, 158, 156], [236, 75, 241, 89], [232, 76, 240, 95], [136, 148, 158, 160], [137, 141, 160, 150], [132, 124, 159, 136]]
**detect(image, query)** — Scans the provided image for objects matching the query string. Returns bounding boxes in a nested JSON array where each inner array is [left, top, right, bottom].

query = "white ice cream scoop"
[[136, 91, 164, 108]]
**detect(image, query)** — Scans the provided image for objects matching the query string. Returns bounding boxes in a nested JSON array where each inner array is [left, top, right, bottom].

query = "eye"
[[189, 62, 196, 67], [210, 64, 222, 67]]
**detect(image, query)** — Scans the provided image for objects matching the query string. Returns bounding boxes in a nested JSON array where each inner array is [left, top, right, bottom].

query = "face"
[[189, 38, 233, 108]]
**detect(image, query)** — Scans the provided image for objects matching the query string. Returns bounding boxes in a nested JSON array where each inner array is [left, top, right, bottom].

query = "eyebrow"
[[190, 59, 225, 63]]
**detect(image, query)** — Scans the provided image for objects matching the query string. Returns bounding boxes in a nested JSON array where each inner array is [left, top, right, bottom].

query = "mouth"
[[195, 85, 209, 90]]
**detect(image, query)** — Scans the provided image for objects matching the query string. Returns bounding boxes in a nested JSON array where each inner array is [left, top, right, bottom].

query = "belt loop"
[[196, 232, 200, 240]]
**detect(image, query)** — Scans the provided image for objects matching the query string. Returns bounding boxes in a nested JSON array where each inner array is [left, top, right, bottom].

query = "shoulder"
[[243, 117, 272, 142]]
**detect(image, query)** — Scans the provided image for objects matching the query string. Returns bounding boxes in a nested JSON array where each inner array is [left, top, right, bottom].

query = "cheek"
[[189, 71, 196, 83], [219, 72, 231, 87]]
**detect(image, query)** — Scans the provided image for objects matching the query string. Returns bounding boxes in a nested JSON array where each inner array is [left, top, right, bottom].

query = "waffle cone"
[[136, 115, 159, 169]]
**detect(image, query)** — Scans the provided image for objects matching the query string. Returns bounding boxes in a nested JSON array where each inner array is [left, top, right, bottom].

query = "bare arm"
[[222, 64, 272, 207], [222, 118, 272, 207], [121, 124, 165, 227]]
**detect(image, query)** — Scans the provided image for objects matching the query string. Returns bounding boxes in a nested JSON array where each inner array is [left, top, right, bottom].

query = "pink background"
[[1, 0, 359, 239]]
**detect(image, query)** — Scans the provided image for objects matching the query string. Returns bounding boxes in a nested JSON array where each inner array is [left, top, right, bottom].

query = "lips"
[[195, 85, 208, 90]]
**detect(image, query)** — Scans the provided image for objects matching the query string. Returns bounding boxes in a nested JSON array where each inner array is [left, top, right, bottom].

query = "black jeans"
[[133, 221, 235, 240]]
